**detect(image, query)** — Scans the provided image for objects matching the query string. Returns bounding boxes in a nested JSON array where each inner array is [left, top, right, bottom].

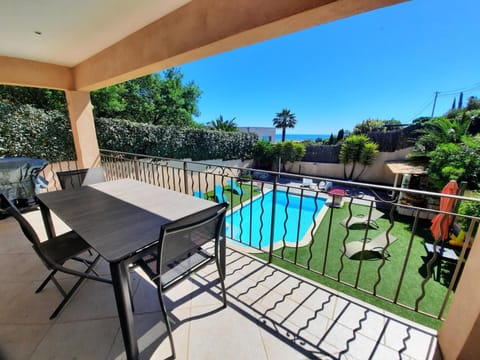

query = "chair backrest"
[[0, 193, 54, 267], [81, 167, 106, 186], [157, 202, 228, 278], [56, 169, 89, 189]]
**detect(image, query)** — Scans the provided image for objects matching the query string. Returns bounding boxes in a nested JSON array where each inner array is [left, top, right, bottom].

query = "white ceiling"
[[0, 0, 191, 67]]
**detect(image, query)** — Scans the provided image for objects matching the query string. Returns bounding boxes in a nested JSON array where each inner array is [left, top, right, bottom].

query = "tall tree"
[[91, 69, 201, 127], [0, 69, 202, 128], [272, 109, 297, 142], [458, 92, 464, 109], [207, 115, 238, 132]]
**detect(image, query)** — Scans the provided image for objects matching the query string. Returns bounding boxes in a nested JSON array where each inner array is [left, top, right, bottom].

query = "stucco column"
[[65, 90, 100, 168], [437, 230, 480, 359]]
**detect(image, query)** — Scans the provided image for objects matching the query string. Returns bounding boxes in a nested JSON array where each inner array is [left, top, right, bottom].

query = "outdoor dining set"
[[0, 164, 228, 360]]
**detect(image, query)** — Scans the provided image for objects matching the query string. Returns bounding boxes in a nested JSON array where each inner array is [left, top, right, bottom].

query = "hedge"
[[0, 103, 75, 161], [0, 104, 258, 161], [302, 145, 340, 163]]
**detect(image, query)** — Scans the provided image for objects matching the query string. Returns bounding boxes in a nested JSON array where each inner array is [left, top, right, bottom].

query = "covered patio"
[[2, 1, 480, 359], [0, 210, 436, 359]]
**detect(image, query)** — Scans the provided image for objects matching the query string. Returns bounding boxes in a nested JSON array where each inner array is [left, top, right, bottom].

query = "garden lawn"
[[206, 182, 258, 209], [256, 203, 459, 329]]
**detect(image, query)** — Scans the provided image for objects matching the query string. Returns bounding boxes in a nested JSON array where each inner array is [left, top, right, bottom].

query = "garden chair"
[[81, 167, 106, 186], [0, 193, 112, 319], [215, 185, 228, 203], [341, 232, 397, 260], [340, 208, 384, 229], [56, 168, 89, 189], [301, 178, 315, 189], [134, 203, 228, 359]]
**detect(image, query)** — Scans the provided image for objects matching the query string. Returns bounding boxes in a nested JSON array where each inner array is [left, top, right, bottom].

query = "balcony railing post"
[[268, 173, 278, 263], [183, 161, 189, 194], [133, 156, 140, 181]]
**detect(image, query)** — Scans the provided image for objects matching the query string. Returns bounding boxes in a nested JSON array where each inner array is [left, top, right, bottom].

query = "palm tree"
[[339, 135, 379, 180], [272, 109, 297, 142], [207, 115, 238, 132], [408, 116, 472, 165]]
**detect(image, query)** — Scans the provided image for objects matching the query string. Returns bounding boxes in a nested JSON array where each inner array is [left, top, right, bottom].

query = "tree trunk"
[[348, 162, 357, 180], [281, 128, 286, 142]]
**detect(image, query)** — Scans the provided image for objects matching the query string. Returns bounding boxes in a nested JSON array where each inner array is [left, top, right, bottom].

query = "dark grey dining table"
[[36, 178, 225, 360]]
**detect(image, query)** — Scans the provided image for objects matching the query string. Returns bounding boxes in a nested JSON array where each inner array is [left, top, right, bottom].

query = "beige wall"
[[288, 147, 412, 185], [437, 230, 480, 359]]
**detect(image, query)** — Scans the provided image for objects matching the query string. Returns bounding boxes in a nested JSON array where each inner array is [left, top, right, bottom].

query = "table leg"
[[110, 261, 138, 360], [38, 201, 56, 239], [219, 227, 226, 280]]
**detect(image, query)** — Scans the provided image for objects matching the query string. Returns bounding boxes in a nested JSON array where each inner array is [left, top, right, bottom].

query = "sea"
[[275, 134, 329, 142]]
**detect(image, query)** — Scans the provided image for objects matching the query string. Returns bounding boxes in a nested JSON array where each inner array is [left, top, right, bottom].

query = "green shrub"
[[0, 103, 75, 161], [94, 118, 258, 160], [458, 191, 480, 237], [0, 105, 258, 162]]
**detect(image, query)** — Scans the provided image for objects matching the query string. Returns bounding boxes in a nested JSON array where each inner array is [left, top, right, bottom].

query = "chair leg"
[[36, 270, 58, 293], [49, 275, 87, 319], [49, 255, 102, 319], [215, 256, 227, 308], [158, 285, 176, 359]]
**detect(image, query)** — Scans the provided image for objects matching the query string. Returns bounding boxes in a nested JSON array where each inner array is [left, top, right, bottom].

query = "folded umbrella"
[[430, 180, 458, 240]]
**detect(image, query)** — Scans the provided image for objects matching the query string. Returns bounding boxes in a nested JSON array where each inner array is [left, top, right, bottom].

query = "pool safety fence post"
[[268, 173, 278, 263]]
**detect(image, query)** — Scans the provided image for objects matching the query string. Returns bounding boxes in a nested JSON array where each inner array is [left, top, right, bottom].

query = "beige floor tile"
[[370, 344, 402, 360], [0, 253, 51, 283], [31, 318, 119, 359], [260, 326, 312, 360], [0, 280, 72, 324], [108, 311, 189, 360], [55, 279, 120, 322], [0, 323, 51, 360], [188, 304, 268, 360]]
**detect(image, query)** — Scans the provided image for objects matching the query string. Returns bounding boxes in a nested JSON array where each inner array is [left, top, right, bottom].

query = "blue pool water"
[[225, 190, 326, 248]]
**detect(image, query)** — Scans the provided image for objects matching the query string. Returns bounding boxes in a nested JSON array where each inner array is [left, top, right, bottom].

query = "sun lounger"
[[215, 185, 228, 203], [340, 208, 384, 229], [301, 178, 315, 189], [226, 179, 243, 195], [341, 232, 398, 260], [318, 181, 333, 192], [193, 191, 205, 199]]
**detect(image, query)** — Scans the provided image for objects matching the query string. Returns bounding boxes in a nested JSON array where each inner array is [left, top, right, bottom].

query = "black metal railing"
[[55, 149, 477, 322]]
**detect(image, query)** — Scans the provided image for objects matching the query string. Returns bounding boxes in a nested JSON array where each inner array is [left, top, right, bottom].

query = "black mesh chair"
[[0, 193, 112, 319], [135, 202, 228, 359], [56, 169, 89, 189]]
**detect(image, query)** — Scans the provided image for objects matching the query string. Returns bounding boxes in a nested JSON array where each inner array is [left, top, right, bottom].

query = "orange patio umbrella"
[[430, 180, 459, 240]]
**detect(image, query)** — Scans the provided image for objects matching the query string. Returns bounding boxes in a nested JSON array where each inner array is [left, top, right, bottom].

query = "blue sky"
[[178, 0, 480, 135]]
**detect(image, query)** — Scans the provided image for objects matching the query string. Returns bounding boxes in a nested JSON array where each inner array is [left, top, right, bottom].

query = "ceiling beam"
[[74, 0, 406, 91], [0, 0, 406, 91], [0, 56, 74, 90]]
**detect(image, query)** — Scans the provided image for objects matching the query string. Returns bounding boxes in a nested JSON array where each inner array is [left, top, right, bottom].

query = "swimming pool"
[[225, 190, 326, 249]]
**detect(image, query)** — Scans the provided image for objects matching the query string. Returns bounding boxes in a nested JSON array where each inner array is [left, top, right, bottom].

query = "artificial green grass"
[[206, 183, 259, 209], [254, 203, 458, 330]]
